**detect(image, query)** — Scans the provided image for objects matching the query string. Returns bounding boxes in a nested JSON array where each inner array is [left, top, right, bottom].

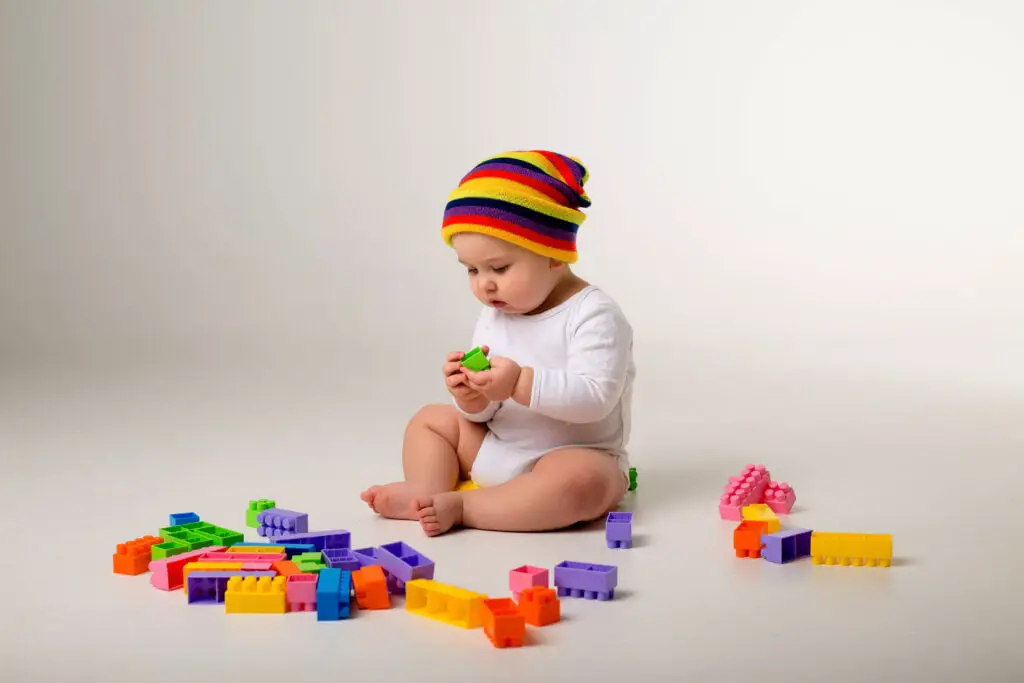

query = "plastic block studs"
[[553, 561, 618, 600], [763, 481, 796, 514], [606, 512, 633, 549], [734, 520, 769, 558], [719, 464, 771, 521], [113, 535, 163, 575], [378, 541, 435, 595], [169, 512, 200, 526], [509, 565, 549, 602], [316, 568, 351, 621], [286, 573, 317, 612], [247, 499, 276, 528], [225, 575, 287, 614], [322, 548, 360, 571], [460, 346, 490, 372], [517, 586, 560, 626], [256, 508, 309, 539], [187, 570, 276, 604], [483, 598, 526, 648], [352, 565, 390, 610], [276, 529, 351, 552], [762, 528, 812, 564], [405, 579, 488, 629], [810, 532, 893, 567]]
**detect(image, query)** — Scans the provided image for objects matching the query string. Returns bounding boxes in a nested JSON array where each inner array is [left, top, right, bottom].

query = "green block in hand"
[[461, 346, 490, 372]]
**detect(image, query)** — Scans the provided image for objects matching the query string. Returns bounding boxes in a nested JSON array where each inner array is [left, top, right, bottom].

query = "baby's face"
[[452, 233, 560, 315]]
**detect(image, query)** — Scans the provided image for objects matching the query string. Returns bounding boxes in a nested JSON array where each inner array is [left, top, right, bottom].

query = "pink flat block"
[[239, 562, 273, 571], [200, 551, 286, 563], [763, 481, 796, 514], [718, 465, 770, 521], [149, 546, 226, 591], [509, 565, 549, 601]]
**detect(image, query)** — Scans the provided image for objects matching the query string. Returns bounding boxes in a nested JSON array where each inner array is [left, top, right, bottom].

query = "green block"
[[151, 540, 188, 561], [293, 552, 326, 573], [628, 467, 638, 492], [181, 521, 244, 547], [460, 346, 490, 372], [247, 498, 276, 528], [158, 528, 215, 551]]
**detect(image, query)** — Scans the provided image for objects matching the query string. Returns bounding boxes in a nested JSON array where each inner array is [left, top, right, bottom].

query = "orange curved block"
[[113, 535, 163, 575], [352, 565, 390, 610], [518, 586, 560, 626], [483, 598, 525, 648]]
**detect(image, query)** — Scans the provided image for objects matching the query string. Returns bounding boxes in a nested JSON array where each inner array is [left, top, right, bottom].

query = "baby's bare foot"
[[412, 492, 464, 536], [360, 482, 422, 520]]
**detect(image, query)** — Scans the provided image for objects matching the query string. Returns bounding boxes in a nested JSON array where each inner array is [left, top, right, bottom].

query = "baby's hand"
[[462, 355, 521, 402], [443, 348, 489, 402]]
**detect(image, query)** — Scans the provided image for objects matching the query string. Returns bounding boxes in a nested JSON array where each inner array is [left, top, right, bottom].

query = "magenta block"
[[763, 481, 796, 514], [287, 573, 318, 612], [718, 464, 771, 520]]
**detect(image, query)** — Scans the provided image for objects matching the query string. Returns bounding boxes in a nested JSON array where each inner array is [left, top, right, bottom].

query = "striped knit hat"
[[441, 150, 591, 263]]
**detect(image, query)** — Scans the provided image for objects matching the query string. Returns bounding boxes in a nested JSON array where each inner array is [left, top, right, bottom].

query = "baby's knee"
[[556, 465, 619, 518], [406, 403, 459, 440]]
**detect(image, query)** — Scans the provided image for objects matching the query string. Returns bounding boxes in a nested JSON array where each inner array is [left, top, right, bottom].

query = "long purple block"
[[275, 529, 350, 552], [762, 528, 812, 564], [553, 561, 618, 601], [351, 546, 382, 568], [377, 541, 435, 594], [606, 512, 633, 548], [256, 508, 309, 537], [186, 570, 276, 604], [323, 548, 360, 571]]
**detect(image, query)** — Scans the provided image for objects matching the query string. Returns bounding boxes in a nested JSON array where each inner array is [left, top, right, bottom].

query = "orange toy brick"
[[352, 565, 390, 610], [113, 535, 163, 575], [483, 598, 526, 648], [733, 520, 769, 558], [272, 560, 301, 577], [517, 586, 560, 626]]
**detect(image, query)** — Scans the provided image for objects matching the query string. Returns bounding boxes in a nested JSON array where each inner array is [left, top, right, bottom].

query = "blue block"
[[762, 528, 812, 564], [169, 512, 200, 525], [316, 568, 351, 621], [230, 541, 316, 559]]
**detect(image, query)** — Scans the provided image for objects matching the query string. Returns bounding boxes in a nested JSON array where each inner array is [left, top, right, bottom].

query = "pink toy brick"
[[287, 574, 318, 612], [509, 565, 549, 602], [763, 481, 796, 514], [199, 551, 286, 563], [718, 464, 771, 521], [149, 546, 226, 591]]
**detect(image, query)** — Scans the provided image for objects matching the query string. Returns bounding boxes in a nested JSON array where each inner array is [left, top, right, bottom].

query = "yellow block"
[[810, 532, 893, 567], [225, 575, 287, 614], [454, 480, 478, 492], [741, 504, 780, 532], [226, 546, 285, 554], [405, 579, 488, 629], [182, 562, 244, 593]]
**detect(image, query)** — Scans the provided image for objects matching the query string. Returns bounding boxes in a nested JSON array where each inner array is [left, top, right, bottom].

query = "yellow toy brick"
[[405, 579, 488, 629], [181, 562, 244, 594], [741, 504, 780, 532], [225, 575, 287, 613], [811, 532, 892, 567], [226, 545, 285, 554]]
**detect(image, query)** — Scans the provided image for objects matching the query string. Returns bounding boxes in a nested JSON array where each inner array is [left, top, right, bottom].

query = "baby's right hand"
[[443, 348, 488, 401]]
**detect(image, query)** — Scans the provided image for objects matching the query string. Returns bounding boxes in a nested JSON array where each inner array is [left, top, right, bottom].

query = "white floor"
[[2, 363, 1021, 683]]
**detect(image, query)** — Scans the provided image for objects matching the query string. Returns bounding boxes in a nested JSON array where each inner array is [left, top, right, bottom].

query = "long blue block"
[[169, 512, 200, 525], [316, 568, 351, 621]]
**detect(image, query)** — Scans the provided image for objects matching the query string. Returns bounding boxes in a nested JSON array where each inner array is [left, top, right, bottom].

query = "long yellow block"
[[182, 562, 244, 593], [810, 532, 893, 567], [225, 575, 287, 614], [405, 579, 488, 629]]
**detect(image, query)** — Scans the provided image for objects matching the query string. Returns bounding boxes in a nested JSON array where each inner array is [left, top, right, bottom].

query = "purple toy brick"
[[605, 512, 633, 549], [761, 528, 812, 564], [276, 529, 350, 552], [322, 547, 360, 571], [377, 541, 435, 594], [186, 570, 276, 604], [256, 508, 309, 538], [351, 546, 382, 567], [553, 561, 618, 601]]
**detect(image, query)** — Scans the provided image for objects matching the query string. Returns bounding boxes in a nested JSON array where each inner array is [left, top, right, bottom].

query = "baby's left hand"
[[462, 356, 521, 402]]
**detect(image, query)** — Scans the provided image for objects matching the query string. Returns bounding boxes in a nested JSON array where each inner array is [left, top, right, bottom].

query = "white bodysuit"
[[454, 285, 635, 487]]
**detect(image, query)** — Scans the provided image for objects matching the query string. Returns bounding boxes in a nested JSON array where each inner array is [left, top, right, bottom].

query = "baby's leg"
[[361, 404, 485, 520], [412, 448, 626, 535]]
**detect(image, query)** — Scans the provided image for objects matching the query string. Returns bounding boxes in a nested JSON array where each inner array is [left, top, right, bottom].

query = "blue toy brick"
[[229, 541, 316, 559], [553, 561, 618, 601], [323, 548, 360, 571], [169, 512, 200, 526], [378, 541, 435, 588], [316, 568, 351, 621], [276, 529, 351, 552], [605, 512, 633, 549], [762, 528, 812, 564]]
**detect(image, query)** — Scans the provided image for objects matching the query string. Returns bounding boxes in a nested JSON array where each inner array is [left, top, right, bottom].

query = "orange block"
[[517, 586, 560, 626], [272, 560, 300, 577], [482, 598, 525, 648], [352, 565, 390, 610], [734, 520, 769, 558], [113, 535, 163, 575]]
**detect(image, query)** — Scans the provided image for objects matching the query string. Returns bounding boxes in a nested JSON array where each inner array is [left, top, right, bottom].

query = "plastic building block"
[[154, 528, 215, 552], [113, 535, 163, 575], [159, 522, 243, 549], [187, 570, 275, 604], [762, 528, 812, 564], [293, 552, 327, 573], [316, 568, 351, 621], [508, 565, 549, 602], [351, 546, 383, 567], [810, 532, 893, 567], [454, 479, 479, 491], [225, 575, 287, 614], [352, 565, 390, 610], [169, 512, 200, 526], [763, 481, 796, 514], [378, 541, 435, 594], [323, 548, 360, 571], [405, 579, 488, 629], [482, 598, 526, 648], [719, 464, 771, 521], [740, 506, 780, 534], [606, 512, 633, 549], [151, 540, 188, 561], [286, 574, 317, 612], [276, 529, 351, 552], [247, 499, 277, 528], [272, 560, 301, 577], [228, 542, 315, 559], [733, 520, 770, 558], [182, 561, 273, 593], [517, 586, 560, 626], [553, 561, 618, 600], [628, 466, 638, 491], [460, 346, 490, 371], [256, 508, 309, 538], [148, 546, 225, 591], [199, 551, 285, 563]]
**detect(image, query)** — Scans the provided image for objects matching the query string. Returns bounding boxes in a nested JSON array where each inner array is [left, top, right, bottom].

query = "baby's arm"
[[453, 310, 501, 422]]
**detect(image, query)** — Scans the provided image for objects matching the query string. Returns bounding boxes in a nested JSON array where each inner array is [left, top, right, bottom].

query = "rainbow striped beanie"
[[441, 150, 591, 263]]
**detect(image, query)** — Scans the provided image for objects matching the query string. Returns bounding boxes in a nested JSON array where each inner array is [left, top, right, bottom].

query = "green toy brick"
[[460, 346, 490, 372], [151, 540, 188, 561], [247, 498, 277, 528], [628, 467, 638, 491], [158, 528, 215, 551], [293, 551, 327, 574]]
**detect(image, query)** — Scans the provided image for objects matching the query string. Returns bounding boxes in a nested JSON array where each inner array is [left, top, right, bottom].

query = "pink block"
[[200, 551, 286, 563], [763, 481, 796, 514], [149, 546, 226, 591], [509, 565, 549, 601], [287, 573, 317, 612], [239, 562, 273, 571], [718, 464, 771, 521]]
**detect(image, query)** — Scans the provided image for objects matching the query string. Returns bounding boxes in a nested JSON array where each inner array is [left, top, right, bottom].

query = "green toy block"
[[293, 551, 326, 573], [247, 498, 276, 528], [157, 528, 215, 551], [460, 346, 490, 372], [628, 466, 638, 492], [151, 540, 188, 561], [181, 521, 244, 547]]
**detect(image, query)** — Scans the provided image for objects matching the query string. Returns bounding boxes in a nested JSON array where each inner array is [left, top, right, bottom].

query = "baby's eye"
[[467, 268, 478, 275], [492, 265, 509, 273]]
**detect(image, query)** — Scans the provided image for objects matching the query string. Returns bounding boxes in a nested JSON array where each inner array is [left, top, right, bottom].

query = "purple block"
[[276, 529, 350, 552], [761, 528, 812, 564], [256, 508, 309, 535], [323, 547, 360, 571], [351, 546, 382, 568], [186, 570, 276, 604], [553, 561, 618, 601], [377, 541, 435, 594], [605, 512, 633, 549]]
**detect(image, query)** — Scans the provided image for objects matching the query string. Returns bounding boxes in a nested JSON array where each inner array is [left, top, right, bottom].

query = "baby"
[[361, 150, 635, 536]]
